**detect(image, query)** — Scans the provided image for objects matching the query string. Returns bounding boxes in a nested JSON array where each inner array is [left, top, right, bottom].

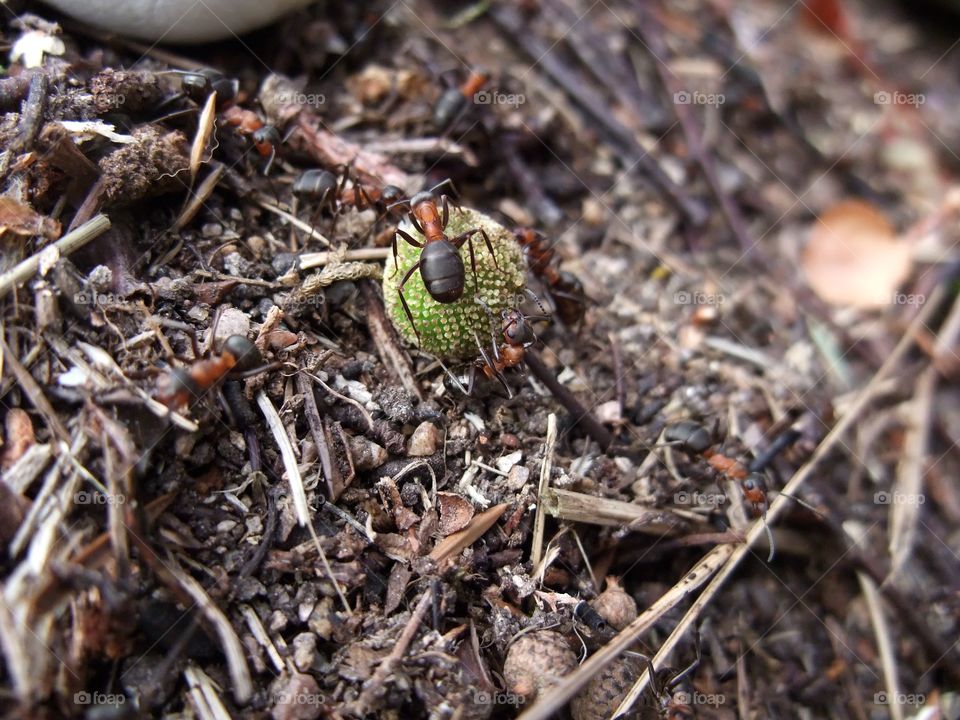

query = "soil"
[[1, 1, 959, 719]]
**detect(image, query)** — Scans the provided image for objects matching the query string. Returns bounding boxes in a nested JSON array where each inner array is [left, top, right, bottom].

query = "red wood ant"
[[664, 420, 820, 561], [221, 106, 281, 174], [155, 335, 266, 411], [389, 183, 498, 342], [180, 68, 239, 107], [469, 307, 547, 398], [513, 228, 586, 327], [641, 633, 701, 720], [433, 69, 490, 128]]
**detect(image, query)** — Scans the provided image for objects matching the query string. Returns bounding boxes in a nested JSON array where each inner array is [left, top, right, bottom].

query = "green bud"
[[383, 206, 526, 360]]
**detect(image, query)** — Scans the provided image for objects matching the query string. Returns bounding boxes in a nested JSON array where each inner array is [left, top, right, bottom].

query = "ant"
[[469, 307, 547, 398], [389, 182, 498, 342], [221, 106, 282, 174], [180, 68, 239, 107], [433, 69, 490, 128], [641, 634, 701, 720], [155, 333, 268, 411], [513, 228, 587, 328], [664, 420, 819, 561]]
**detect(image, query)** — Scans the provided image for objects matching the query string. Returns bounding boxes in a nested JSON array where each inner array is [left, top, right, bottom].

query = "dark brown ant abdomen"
[[221, 335, 261, 372], [420, 242, 465, 302]]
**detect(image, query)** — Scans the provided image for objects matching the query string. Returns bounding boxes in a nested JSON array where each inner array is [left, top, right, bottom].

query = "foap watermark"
[[890, 292, 925, 307], [874, 491, 925, 506], [674, 691, 726, 707], [674, 291, 725, 306], [74, 691, 126, 706], [75, 490, 126, 506], [673, 90, 725, 107], [472, 689, 525, 707], [74, 291, 122, 307], [275, 91, 326, 108], [874, 91, 925, 107], [474, 90, 525, 108], [875, 691, 925, 707], [674, 490, 727, 507], [274, 691, 327, 706]]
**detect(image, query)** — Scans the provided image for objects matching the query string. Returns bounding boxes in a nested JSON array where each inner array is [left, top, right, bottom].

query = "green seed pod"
[[383, 206, 526, 359]]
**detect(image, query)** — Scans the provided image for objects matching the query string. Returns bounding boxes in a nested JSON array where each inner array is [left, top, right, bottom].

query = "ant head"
[[181, 69, 238, 104], [409, 190, 436, 210], [221, 336, 262, 372], [252, 125, 281, 147], [381, 185, 405, 206]]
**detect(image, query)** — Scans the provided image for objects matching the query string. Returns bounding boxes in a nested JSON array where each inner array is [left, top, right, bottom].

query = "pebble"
[[348, 435, 388, 471], [271, 671, 323, 720], [292, 632, 318, 672], [407, 421, 441, 457]]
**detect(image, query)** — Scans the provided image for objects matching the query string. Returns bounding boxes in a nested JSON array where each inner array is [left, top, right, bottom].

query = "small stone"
[[348, 435, 388, 471], [271, 671, 323, 720], [407, 421, 440, 457], [292, 632, 318, 672], [202, 222, 223, 238], [506, 465, 530, 491], [269, 609, 288, 633], [234, 576, 266, 601]]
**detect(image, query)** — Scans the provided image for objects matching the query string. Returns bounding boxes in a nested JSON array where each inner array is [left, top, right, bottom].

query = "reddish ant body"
[[513, 228, 586, 327], [155, 335, 264, 411], [221, 106, 281, 174], [469, 307, 547, 397], [433, 69, 490, 128], [389, 185, 497, 342]]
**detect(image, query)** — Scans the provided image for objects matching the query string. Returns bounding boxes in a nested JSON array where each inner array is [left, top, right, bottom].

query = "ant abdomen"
[[420, 242, 466, 302], [221, 335, 261, 372]]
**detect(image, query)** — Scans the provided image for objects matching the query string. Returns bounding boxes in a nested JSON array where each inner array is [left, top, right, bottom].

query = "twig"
[[0, 214, 111, 298], [351, 586, 435, 715], [612, 285, 950, 716], [518, 544, 736, 720], [300, 247, 389, 271], [254, 196, 331, 247], [489, 5, 707, 226], [297, 371, 336, 498], [524, 349, 613, 450], [359, 281, 424, 401], [531, 413, 557, 568], [0, 333, 69, 444], [632, 14, 759, 259], [256, 390, 351, 614]]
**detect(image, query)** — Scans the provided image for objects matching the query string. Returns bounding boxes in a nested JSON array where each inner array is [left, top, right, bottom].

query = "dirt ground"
[[1, 0, 959, 718]]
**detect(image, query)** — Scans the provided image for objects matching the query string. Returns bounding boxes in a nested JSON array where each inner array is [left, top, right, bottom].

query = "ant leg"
[[393, 228, 424, 277], [479, 227, 498, 269], [665, 629, 701, 692], [474, 298, 500, 361], [523, 288, 549, 317], [474, 330, 512, 398], [261, 145, 276, 176], [398, 261, 423, 344], [437, 357, 468, 396], [441, 194, 449, 229], [451, 229, 481, 294], [408, 209, 425, 236]]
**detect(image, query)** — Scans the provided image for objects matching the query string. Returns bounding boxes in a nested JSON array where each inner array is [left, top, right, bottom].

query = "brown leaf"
[[802, 200, 912, 308], [437, 492, 475, 536], [1, 408, 35, 470], [0, 196, 60, 239]]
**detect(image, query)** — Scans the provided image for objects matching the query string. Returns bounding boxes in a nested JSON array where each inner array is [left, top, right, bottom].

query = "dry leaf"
[[0, 197, 60, 239], [802, 199, 912, 308], [437, 492, 475, 536]]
